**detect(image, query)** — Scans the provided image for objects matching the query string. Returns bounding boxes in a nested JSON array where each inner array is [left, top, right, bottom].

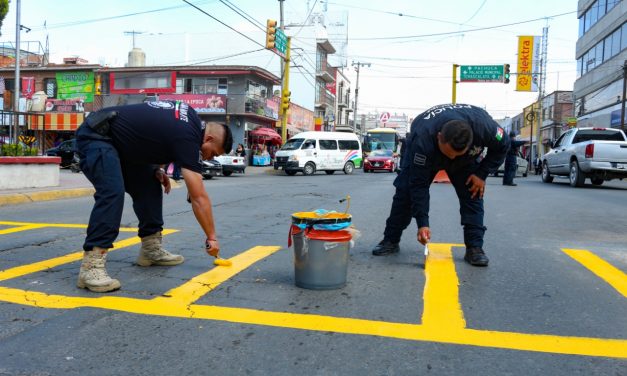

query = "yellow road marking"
[[563, 249, 627, 297], [0, 223, 625, 359], [422, 243, 466, 328], [0, 225, 177, 283], [0, 224, 48, 235], [156, 246, 281, 306]]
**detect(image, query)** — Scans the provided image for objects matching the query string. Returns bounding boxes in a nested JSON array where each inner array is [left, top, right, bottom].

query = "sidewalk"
[[0, 165, 275, 207]]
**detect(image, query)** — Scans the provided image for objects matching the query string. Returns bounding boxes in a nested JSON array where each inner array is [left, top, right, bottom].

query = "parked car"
[[201, 159, 222, 179], [363, 149, 398, 173], [45, 139, 76, 167], [541, 127, 627, 187], [213, 154, 246, 176], [492, 152, 528, 177]]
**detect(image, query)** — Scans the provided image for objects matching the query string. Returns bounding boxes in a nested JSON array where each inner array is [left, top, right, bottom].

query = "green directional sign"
[[460, 65, 504, 83], [275, 28, 287, 57]]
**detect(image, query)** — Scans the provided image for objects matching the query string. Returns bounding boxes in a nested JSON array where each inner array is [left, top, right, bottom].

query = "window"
[[577, 57, 583, 78], [339, 140, 359, 150], [4, 78, 14, 91], [595, 42, 604, 66], [599, 0, 607, 17], [584, 11, 591, 33], [113, 72, 172, 90], [302, 139, 316, 150], [611, 28, 621, 56], [607, 0, 619, 12], [44, 78, 56, 98], [579, 16, 585, 38], [623, 23, 627, 51], [247, 80, 268, 98], [217, 78, 228, 94], [319, 140, 338, 150], [590, 1, 599, 26], [192, 78, 222, 94], [604, 35, 613, 62]]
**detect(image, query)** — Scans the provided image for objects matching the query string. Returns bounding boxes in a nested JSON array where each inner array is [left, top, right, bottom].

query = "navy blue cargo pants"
[[382, 164, 487, 249], [502, 154, 517, 185], [76, 125, 164, 252]]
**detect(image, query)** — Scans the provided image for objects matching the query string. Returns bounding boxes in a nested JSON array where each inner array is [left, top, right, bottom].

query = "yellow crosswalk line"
[[563, 249, 627, 298]]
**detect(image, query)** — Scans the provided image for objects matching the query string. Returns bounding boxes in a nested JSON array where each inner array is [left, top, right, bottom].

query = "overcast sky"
[[2, 0, 578, 119]]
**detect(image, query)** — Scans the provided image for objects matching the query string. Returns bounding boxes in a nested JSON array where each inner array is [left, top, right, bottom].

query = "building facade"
[[574, 0, 626, 128]]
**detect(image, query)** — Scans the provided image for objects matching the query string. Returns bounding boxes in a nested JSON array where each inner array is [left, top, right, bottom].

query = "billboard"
[[516, 36, 541, 92], [56, 72, 95, 102]]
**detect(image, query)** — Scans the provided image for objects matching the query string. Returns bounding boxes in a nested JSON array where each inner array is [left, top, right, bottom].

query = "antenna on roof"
[[123, 30, 144, 49]]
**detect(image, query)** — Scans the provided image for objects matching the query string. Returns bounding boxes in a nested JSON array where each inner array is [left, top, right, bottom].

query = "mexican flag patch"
[[495, 128, 504, 141]]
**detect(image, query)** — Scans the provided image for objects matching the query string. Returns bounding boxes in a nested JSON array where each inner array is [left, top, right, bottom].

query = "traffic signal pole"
[[452, 64, 459, 104], [280, 37, 291, 145]]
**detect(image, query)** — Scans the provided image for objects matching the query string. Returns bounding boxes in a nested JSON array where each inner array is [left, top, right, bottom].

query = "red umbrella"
[[251, 127, 282, 144]]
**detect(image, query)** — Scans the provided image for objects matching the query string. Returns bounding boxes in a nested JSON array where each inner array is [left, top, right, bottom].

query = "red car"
[[364, 150, 398, 173]]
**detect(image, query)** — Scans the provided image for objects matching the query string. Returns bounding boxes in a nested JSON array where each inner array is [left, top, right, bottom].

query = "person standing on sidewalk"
[[502, 131, 528, 186], [371, 104, 509, 266], [75, 101, 232, 292]]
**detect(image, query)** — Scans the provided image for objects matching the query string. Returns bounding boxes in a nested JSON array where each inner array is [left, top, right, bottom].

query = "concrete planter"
[[0, 156, 61, 190]]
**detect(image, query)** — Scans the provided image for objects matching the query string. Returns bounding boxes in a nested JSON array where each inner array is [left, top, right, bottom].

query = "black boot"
[[372, 240, 400, 256], [464, 247, 489, 266]]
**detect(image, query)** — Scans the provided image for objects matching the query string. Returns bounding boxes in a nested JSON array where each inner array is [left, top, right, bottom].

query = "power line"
[[349, 11, 576, 41], [181, 0, 266, 49], [218, 0, 265, 32]]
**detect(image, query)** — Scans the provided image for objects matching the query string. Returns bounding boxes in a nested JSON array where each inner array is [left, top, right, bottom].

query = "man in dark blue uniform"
[[75, 101, 232, 292], [502, 131, 528, 186], [372, 104, 509, 266]]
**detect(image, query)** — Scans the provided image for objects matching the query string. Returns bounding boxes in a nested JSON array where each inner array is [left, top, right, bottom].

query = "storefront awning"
[[28, 112, 85, 131]]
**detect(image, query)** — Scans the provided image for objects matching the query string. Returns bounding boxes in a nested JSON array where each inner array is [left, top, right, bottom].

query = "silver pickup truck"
[[541, 127, 627, 187]]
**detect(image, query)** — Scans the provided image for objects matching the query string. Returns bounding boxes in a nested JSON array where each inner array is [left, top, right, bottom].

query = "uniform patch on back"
[[414, 153, 426, 165], [495, 128, 504, 141]]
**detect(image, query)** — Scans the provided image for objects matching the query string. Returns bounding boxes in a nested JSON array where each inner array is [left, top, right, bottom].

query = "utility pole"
[[535, 25, 548, 158], [621, 59, 627, 131], [351, 61, 370, 133]]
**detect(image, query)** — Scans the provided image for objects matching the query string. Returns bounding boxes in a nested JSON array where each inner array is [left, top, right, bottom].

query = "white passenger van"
[[273, 131, 363, 176]]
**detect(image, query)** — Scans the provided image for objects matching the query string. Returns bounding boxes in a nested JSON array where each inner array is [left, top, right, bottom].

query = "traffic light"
[[266, 19, 277, 49], [503, 64, 511, 84], [281, 90, 291, 114]]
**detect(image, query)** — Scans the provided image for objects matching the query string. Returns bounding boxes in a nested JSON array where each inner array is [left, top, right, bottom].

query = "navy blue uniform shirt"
[[397, 103, 509, 228], [106, 101, 205, 173]]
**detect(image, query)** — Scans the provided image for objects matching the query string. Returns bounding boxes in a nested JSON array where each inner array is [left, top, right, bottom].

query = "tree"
[[0, 0, 9, 36]]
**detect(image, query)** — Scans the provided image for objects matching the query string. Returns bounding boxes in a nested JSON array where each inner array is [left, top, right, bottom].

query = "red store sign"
[[159, 94, 226, 113]]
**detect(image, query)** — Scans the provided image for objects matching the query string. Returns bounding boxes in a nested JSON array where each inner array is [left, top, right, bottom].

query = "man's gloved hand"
[[155, 167, 171, 194], [205, 238, 220, 257]]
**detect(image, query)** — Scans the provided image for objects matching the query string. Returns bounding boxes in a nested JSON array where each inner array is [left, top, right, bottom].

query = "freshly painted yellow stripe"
[[0, 224, 47, 235], [0, 237, 626, 359], [157, 246, 281, 305], [0, 285, 625, 359], [422, 243, 466, 328], [0, 220, 139, 231], [563, 249, 627, 297], [0, 228, 178, 282]]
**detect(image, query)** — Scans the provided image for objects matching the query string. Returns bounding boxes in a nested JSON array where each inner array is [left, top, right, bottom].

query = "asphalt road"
[[0, 169, 626, 375]]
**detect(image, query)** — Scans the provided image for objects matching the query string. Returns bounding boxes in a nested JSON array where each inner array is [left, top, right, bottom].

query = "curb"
[[0, 187, 95, 207]]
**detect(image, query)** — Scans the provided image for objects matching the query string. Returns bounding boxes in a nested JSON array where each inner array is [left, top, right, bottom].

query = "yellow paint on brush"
[[563, 248, 627, 297], [214, 258, 232, 267]]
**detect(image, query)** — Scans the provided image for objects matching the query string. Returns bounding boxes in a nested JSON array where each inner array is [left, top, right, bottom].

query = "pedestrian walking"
[[502, 131, 528, 186], [372, 103, 509, 266], [75, 101, 233, 292]]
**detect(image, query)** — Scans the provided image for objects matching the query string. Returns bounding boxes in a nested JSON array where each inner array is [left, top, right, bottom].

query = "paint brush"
[[213, 257, 232, 267], [423, 243, 429, 266]]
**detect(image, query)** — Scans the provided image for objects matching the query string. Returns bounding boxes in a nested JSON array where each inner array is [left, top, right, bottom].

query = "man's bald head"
[[204, 121, 233, 155]]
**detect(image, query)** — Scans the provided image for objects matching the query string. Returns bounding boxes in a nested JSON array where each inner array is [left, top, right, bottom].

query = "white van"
[[273, 131, 363, 176]]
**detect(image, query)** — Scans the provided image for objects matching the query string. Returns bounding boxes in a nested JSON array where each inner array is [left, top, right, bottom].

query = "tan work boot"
[[77, 247, 121, 293], [137, 231, 184, 266]]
